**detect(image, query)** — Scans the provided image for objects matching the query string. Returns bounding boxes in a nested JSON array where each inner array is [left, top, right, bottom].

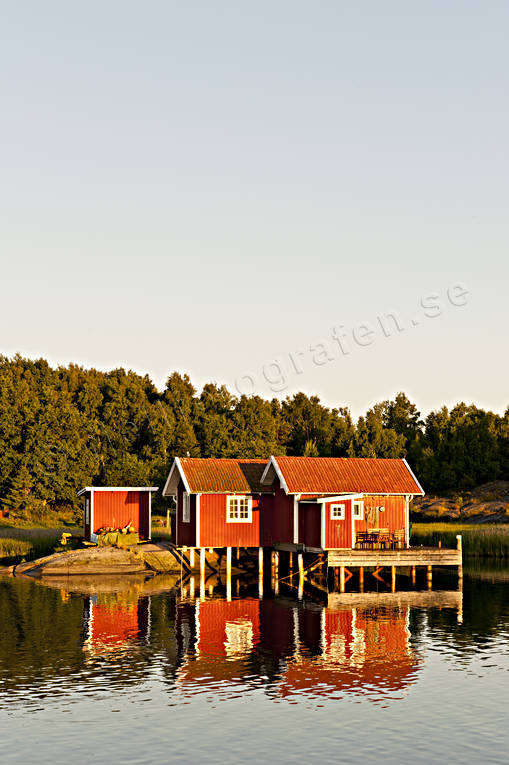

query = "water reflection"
[[0, 571, 474, 709]]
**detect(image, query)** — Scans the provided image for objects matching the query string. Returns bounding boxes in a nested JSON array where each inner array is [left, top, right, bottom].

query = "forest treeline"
[[0, 355, 507, 518]]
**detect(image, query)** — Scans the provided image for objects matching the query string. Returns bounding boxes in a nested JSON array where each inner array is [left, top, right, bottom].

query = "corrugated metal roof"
[[274, 457, 423, 495], [179, 458, 270, 494]]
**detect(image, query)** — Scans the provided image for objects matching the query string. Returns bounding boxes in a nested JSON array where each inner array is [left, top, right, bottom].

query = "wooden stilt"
[[189, 548, 195, 568], [258, 546, 264, 577], [298, 553, 304, 580], [200, 548, 206, 599], [457, 535, 463, 587], [411, 566, 416, 585], [190, 576, 195, 600], [427, 564, 432, 590], [226, 547, 232, 601], [289, 552, 294, 572], [208, 583, 213, 596], [340, 566, 345, 593], [359, 566, 364, 592], [391, 565, 396, 592], [274, 550, 279, 580]]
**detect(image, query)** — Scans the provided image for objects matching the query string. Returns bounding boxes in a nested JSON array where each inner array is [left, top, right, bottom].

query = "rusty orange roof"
[[176, 458, 270, 494], [269, 457, 423, 495]]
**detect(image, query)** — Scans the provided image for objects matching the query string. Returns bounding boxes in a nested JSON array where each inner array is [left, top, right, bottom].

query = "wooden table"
[[355, 530, 391, 549]]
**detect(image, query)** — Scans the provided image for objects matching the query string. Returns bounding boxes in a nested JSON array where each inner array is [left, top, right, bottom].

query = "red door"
[[303, 505, 321, 548]]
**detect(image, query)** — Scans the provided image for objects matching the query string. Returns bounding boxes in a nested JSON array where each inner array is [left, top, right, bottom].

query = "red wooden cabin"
[[162, 458, 280, 548], [78, 487, 158, 543], [260, 456, 424, 550], [163, 456, 424, 551]]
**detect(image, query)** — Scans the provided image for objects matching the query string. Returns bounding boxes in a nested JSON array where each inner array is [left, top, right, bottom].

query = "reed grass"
[[411, 523, 509, 558], [0, 526, 81, 566]]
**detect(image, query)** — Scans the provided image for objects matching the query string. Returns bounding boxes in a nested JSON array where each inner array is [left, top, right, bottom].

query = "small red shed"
[[78, 487, 158, 543]]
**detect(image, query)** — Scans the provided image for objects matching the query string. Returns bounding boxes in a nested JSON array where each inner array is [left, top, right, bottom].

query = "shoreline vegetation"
[[0, 355, 508, 525], [411, 523, 509, 559], [2, 519, 509, 568]]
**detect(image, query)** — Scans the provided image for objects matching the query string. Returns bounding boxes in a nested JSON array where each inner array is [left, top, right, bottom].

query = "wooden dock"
[[327, 546, 461, 567], [327, 589, 463, 611]]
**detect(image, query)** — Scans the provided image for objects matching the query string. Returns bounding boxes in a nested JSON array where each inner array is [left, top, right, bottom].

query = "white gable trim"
[[260, 456, 290, 494], [403, 458, 425, 495], [78, 486, 158, 497], [162, 456, 191, 496]]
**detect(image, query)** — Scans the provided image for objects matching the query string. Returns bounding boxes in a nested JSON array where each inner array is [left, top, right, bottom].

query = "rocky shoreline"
[[412, 481, 509, 523], [0, 542, 247, 578]]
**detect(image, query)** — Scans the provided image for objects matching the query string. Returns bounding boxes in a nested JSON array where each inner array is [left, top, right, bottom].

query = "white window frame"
[[353, 500, 364, 521], [227, 495, 253, 523], [330, 503, 345, 520], [182, 492, 190, 523], [84, 497, 90, 525]]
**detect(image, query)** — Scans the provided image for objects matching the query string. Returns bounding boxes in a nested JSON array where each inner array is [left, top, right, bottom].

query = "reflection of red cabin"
[[173, 595, 420, 700], [83, 596, 149, 655], [176, 598, 260, 684], [278, 604, 418, 700], [78, 486, 158, 542], [163, 456, 423, 550]]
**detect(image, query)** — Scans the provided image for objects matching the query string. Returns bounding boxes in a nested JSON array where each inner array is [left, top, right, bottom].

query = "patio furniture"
[[392, 529, 405, 549]]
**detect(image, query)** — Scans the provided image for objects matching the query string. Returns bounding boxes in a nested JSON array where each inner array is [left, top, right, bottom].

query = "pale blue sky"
[[1, 1, 507, 417]]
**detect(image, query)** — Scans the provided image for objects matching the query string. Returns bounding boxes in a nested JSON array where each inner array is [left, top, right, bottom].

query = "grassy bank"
[[411, 523, 509, 558], [0, 527, 82, 567]]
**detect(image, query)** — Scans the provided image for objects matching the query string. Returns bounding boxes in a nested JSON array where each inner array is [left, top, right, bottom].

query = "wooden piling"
[[200, 547, 206, 580], [457, 535, 463, 584], [411, 566, 416, 585], [189, 548, 195, 568], [226, 547, 232, 601], [391, 565, 396, 592], [427, 564, 432, 589], [340, 566, 345, 593], [258, 546, 264, 577], [359, 566, 364, 591]]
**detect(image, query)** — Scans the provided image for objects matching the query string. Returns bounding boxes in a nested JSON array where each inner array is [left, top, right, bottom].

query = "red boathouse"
[[78, 487, 158, 543], [162, 456, 424, 551]]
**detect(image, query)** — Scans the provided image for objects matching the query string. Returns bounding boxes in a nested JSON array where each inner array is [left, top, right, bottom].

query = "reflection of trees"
[[415, 576, 509, 661], [0, 578, 179, 705]]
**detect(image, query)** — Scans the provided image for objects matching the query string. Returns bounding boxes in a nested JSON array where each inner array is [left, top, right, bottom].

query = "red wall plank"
[[176, 480, 196, 546], [199, 493, 260, 548], [92, 491, 150, 540], [354, 495, 406, 543], [324, 498, 353, 549]]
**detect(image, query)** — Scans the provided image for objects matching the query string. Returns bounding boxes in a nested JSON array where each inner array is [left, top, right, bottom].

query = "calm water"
[[1, 567, 508, 765]]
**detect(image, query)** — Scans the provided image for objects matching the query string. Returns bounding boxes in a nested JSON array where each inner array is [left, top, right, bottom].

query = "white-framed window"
[[330, 503, 345, 520], [84, 497, 90, 525], [227, 495, 252, 523], [182, 493, 190, 523], [353, 501, 364, 521]]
